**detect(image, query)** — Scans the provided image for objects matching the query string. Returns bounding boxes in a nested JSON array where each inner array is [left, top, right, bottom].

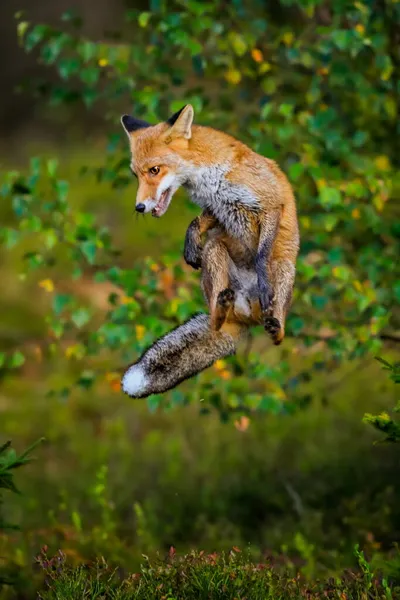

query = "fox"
[[120, 105, 299, 398]]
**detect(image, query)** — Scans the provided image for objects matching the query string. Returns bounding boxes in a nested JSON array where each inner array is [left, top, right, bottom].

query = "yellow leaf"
[[214, 360, 226, 371], [251, 48, 264, 63], [135, 325, 146, 341], [373, 196, 384, 212], [316, 178, 326, 188], [150, 263, 160, 272], [353, 281, 363, 292], [351, 208, 361, 219], [230, 33, 247, 57], [120, 295, 132, 305], [374, 155, 390, 171], [282, 32, 294, 46], [105, 371, 119, 382], [65, 343, 85, 359], [259, 62, 272, 74], [355, 24, 365, 34], [39, 279, 54, 293], [274, 387, 287, 401], [224, 69, 242, 85], [98, 58, 108, 67], [379, 412, 391, 423], [169, 298, 179, 315], [65, 346, 75, 359]]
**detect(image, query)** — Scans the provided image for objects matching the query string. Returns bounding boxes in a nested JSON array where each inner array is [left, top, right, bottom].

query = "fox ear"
[[165, 104, 194, 140], [121, 115, 151, 136]]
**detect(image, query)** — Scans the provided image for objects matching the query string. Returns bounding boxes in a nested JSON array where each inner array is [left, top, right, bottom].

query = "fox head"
[[121, 105, 194, 217]]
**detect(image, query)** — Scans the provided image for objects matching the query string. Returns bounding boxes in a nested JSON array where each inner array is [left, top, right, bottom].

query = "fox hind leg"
[[214, 288, 235, 331], [201, 238, 234, 331], [265, 259, 295, 345]]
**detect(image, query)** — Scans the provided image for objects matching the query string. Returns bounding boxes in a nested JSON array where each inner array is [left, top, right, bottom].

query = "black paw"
[[184, 244, 202, 270], [264, 315, 281, 338], [217, 288, 235, 307], [185, 257, 202, 270]]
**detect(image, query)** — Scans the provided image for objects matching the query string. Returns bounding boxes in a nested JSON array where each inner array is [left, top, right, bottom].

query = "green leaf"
[[288, 163, 304, 181], [147, 395, 162, 413], [79, 41, 96, 62], [17, 21, 29, 41], [9, 351, 25, 369], [289, 317, 305, 335], [71, 308, 91, 328], [55, 180, 69, 203], [47, 159, 58, 178], [138, 12, 151, 27], [80, 67, 100, 86], [319, 187, 341, 208], [53, 294, 72, 316], [81, 241, 97, 264], [77, 370, 95, 390]]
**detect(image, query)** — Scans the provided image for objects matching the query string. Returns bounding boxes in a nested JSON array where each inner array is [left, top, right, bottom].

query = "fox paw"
[[217, 288, 235, 307], [264, 315, 283, 345], [184, 245, 202, 270], [259, 288, 274, 313]]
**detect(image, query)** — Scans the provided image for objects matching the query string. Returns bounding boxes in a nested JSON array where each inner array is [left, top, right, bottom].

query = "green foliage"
[[36, 547, 399, 599], [363, 357, 400, 443], [0, 439, 43, 586], [1, 0, 396, 416]]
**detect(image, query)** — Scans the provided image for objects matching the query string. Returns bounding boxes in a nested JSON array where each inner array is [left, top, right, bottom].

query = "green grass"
[[36, 548, 399, 600]]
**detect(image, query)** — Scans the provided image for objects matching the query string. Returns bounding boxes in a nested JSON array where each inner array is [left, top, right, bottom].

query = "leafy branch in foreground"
[[0, 438, 44, 586], [363, 358, 400, 443]]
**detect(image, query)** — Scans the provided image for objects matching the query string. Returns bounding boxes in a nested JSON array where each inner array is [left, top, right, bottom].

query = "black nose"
[[136, 203, 146, 213]]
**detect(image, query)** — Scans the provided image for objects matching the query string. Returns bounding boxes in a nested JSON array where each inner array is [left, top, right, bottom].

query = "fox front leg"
[[183, 210, 217, 270]]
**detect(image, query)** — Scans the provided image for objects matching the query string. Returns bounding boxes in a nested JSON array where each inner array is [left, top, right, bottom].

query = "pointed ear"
[[121, 115, 151, 136], [165, 104, 194, 140]]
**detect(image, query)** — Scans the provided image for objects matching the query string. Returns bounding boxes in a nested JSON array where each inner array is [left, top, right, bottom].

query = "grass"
[[36, 547, 398, 599]]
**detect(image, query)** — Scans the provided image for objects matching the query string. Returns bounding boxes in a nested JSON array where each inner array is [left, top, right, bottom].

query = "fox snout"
[[134, 192, 172, 218], [135, 173, 178, 218]]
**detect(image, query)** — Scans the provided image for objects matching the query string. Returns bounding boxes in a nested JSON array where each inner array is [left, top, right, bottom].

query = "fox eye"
[[149, 166, 160, 176]]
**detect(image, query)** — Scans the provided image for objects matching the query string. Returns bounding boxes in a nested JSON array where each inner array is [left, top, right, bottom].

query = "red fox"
[[120, 105, 299, 398]]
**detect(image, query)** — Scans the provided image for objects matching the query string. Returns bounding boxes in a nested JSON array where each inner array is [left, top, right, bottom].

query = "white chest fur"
[[183, 164, 260, 244]]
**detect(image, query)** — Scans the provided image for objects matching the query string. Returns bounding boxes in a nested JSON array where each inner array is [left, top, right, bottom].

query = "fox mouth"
[[152, 187, 172, 218]]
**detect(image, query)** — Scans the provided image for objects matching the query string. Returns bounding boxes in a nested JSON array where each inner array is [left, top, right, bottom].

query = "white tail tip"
[[121, 365, 148, 397]]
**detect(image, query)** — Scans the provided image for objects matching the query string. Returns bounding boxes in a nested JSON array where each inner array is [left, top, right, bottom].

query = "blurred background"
[[0, 0, 399, 597]]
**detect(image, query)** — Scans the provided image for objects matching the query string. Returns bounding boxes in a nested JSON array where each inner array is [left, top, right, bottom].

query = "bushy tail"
[[121, 313, 244, 399]]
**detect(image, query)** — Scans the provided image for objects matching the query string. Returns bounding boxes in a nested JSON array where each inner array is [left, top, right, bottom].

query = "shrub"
[[364, 357, 400, 443], [1, 0, 397, 417]]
